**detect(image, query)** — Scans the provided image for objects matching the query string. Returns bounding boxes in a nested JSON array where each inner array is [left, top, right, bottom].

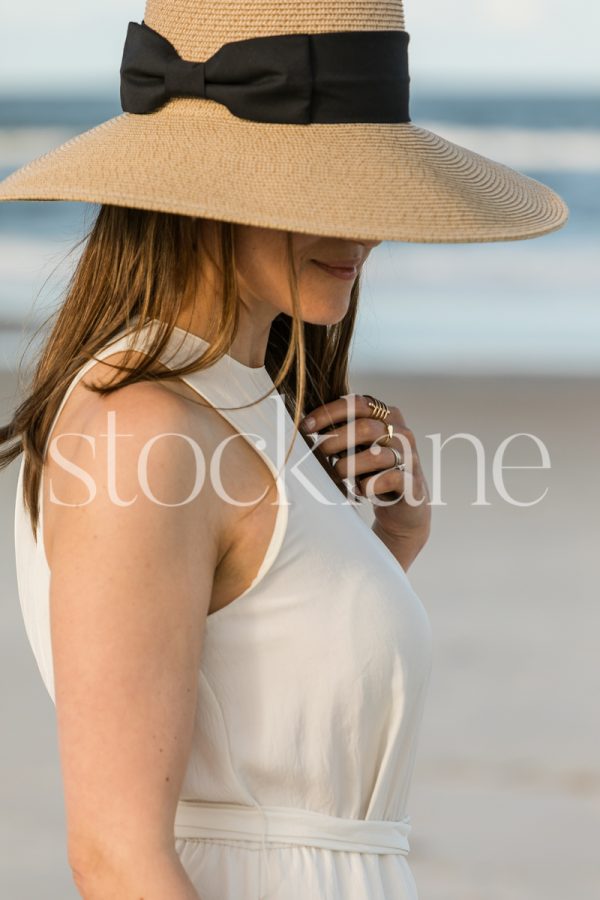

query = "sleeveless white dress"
[[14, 318, 433, 899]]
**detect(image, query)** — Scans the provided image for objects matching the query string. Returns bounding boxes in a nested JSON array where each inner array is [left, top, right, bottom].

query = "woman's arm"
[[47, 382, 221, 899]]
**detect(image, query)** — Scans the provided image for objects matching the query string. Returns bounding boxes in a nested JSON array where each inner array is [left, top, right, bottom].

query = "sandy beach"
[[1, 366, 599, 899]]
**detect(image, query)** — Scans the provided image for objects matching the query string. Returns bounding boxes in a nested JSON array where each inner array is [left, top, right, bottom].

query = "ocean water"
[[0, 92, 598, 374]]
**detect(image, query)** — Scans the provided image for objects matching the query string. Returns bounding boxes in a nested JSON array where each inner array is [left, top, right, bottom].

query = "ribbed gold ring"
[[364, 394, 391, 421]]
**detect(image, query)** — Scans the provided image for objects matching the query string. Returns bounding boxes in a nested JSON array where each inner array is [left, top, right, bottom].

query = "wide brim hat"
[[0, 1, 569, 244]]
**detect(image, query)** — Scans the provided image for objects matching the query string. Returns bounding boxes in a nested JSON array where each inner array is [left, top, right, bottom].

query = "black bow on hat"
[[120, 21, 411, 125]]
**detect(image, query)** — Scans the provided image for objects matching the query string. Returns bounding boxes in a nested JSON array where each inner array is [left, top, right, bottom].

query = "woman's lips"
[[312, 260, 359, 280]]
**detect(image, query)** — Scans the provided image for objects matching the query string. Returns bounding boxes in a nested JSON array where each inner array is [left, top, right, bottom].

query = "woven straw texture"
[[144, 0, 406, 56], [0, 0, 569, 243]]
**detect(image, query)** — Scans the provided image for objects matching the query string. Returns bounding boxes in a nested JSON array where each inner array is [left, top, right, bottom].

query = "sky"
[[0, 0, 598, 94]]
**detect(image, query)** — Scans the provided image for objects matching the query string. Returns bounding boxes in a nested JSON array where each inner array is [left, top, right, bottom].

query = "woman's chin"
[[300, 299, 352, 326]]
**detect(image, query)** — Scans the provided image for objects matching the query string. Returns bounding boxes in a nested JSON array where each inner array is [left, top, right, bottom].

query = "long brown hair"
[[0, 204, 362, 540]]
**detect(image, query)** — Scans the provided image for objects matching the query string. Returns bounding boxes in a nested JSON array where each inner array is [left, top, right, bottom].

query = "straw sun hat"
[[0, 0, 569, 243]]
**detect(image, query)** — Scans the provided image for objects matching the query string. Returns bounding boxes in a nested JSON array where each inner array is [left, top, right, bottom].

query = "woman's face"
[[231, 224, 381, 326]]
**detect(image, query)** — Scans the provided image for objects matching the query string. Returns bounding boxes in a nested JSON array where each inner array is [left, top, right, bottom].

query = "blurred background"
[[1, 2, 599, 898]]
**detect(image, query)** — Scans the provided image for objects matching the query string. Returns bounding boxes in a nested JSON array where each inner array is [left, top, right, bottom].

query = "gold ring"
[[364, 394, 391, 421], [374, 422, 394, 447]]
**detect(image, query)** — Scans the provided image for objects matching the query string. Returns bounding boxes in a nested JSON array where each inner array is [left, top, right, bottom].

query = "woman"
[[0, 2, 568, 899]]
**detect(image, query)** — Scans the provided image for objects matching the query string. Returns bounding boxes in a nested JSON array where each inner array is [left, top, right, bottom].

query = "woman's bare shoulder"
[[43, 349, 224, 570]]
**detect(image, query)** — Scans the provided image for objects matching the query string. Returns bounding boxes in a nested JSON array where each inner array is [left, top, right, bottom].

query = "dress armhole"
[[176, 378, 290, 624]]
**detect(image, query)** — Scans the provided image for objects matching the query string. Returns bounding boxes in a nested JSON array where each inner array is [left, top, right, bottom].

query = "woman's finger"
[[312, 417, 393, 456], [332, 444, 409, 481], [358, 466, 414, 501], [301, 393, 398, 433]]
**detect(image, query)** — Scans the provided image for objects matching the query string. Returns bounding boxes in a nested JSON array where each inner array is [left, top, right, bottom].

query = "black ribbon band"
[[120, 21, 411, 124]]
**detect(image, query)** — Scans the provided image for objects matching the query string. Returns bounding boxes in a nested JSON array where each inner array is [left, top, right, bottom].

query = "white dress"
[[14, 318, 433, 899]]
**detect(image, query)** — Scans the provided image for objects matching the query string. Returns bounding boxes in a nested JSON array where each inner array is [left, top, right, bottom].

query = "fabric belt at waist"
[[174, 799, 411, 855]]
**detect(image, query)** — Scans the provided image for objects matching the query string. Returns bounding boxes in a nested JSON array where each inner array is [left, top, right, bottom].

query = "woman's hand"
[[300, 393, 431, 552]]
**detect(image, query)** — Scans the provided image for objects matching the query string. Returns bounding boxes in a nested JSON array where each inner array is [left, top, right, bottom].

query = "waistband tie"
[[174, 800, 412, 898]]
